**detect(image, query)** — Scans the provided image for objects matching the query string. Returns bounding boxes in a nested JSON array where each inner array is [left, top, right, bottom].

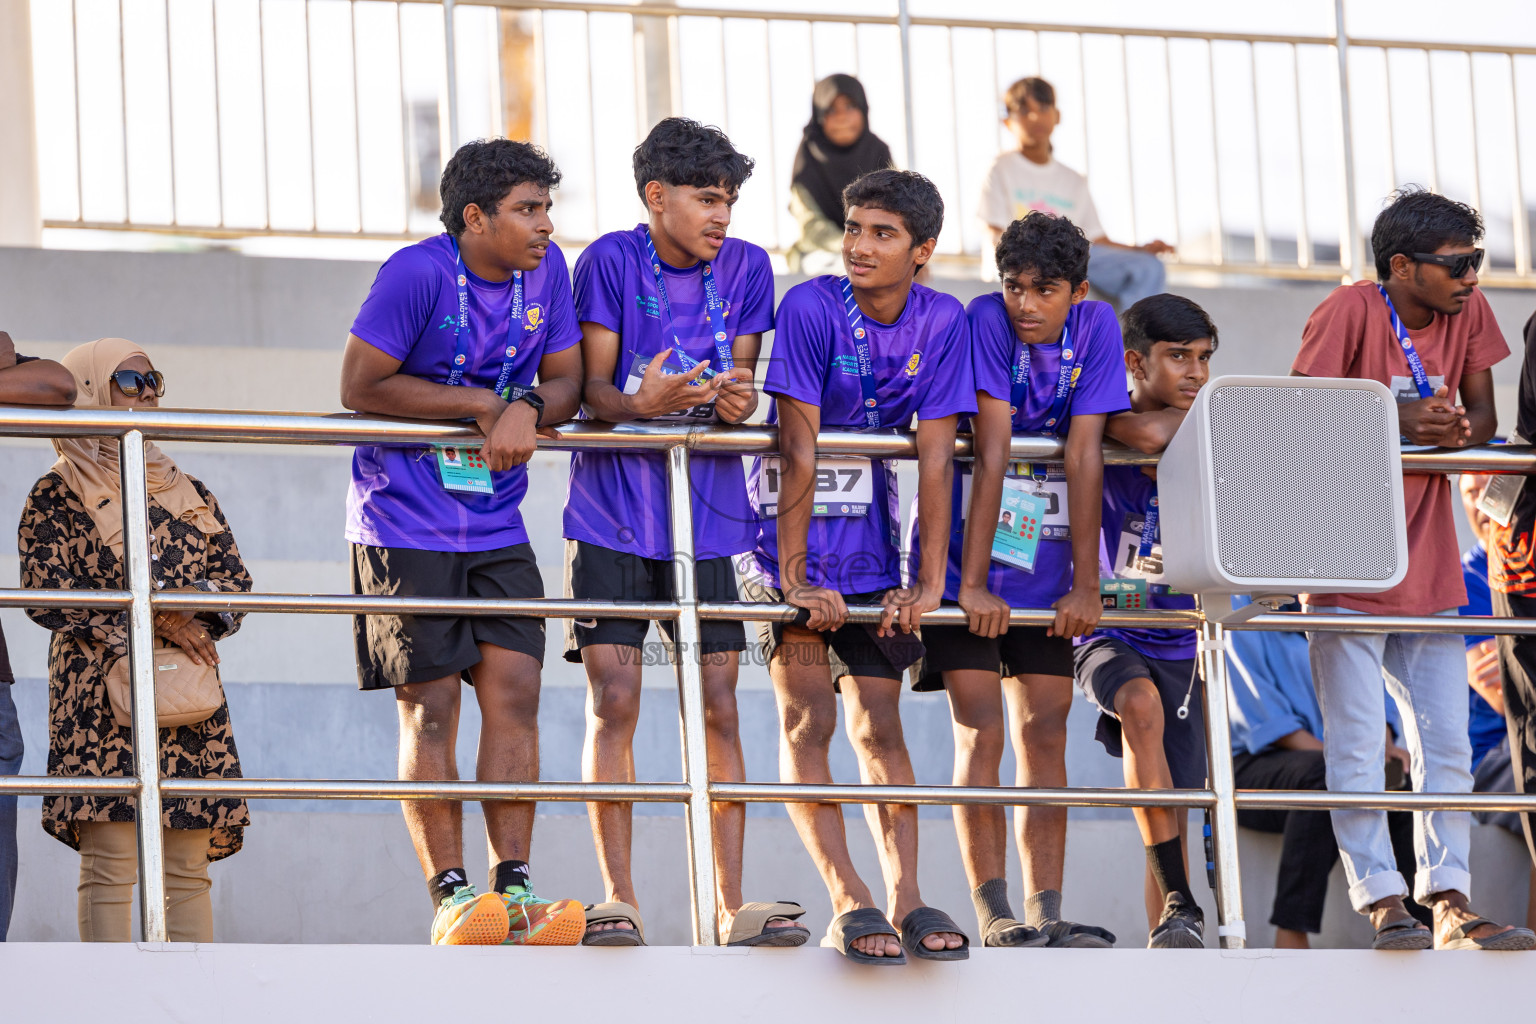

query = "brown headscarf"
[[50, 338, 222, 556]]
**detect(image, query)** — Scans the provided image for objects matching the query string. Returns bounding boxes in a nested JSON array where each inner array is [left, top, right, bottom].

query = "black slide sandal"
[[899, 907, 971, 962], [826, 907, 907, 965]]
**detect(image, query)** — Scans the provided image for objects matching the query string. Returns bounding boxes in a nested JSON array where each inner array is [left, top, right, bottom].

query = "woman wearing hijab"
[[19, 338, 252, 942], [787, 73, 894, 274]]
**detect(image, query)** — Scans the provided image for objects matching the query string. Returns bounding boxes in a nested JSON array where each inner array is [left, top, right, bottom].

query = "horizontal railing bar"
[[0, 776, 140, 796], [701, 602, 1202, 629], [1231, 613, 1536, 636], [0, 412, 1532, 473], [0, 589, 132, 610], [709, 782, 1216, 808], [150, 593, 681, 619], [1235, 790, 1536, 812], [159, 779, 692, 801]]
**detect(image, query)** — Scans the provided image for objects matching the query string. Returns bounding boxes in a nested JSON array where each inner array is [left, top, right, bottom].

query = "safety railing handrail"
[[2, 407, 1532, 949]]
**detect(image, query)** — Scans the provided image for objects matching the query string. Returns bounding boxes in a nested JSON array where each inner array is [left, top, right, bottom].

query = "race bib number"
[[624, 353, 717, 423], [962, 465, 1070, 540], [991, 479, 1043, 571], [434, 444, 494, 495], [756, 457, 875, 517]]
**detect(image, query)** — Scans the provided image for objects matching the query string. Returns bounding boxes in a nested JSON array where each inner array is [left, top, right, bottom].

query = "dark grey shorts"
[[1073, 635, 1206, 789], [351, 542, 546, 691], [562, 540, 747, 662]]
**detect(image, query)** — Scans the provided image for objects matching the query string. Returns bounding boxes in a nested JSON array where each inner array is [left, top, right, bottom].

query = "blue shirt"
[[1227, 596, 1402, 754], [1460, 542, 1506, 767]]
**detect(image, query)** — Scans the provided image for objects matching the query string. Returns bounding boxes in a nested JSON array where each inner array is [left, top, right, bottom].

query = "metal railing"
[[30, 1, 1536, 283], [3, 409, 1536, 948]]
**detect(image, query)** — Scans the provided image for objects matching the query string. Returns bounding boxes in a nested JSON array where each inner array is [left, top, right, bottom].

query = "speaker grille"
[[1207, 385, 1400, 581]]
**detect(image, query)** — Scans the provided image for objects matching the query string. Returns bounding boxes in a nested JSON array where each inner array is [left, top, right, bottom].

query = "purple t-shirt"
[[346, 234, 581, 552], [911, 295, 1129, 606], [1097, 462, 1197, 660], [751, 277, 977, 594], [563, 226, 775, 560]]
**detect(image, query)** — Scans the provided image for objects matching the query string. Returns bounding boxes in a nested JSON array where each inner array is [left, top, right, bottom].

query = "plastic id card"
[[962, 466, 1070, 541], [434, 445, 494, 495], [991, 479, 1043, 571], [1100, 578, 1149, 610], [755, 457, 875, 517]]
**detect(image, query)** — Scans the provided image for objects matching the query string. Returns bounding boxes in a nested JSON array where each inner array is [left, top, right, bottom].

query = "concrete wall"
[[0, 244, 1532, 947]]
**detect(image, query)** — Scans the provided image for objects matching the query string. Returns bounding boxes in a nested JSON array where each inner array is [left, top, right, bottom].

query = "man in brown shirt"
[[1292, 188, 1533, 950]]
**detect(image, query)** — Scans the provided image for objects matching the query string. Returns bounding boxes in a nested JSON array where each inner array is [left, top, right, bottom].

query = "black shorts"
[[351, 542, 546, 692], [912, 601, 1075, 691], [742, 580, 922, 685], [562, 540, 747, 662], [1073, 635, 1205, 789]]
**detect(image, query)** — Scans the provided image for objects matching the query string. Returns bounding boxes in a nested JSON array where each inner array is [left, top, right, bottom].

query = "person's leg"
[[161, 827, 213, 943], [1235, 748, 1337, 948], [1386, 810, 1433, 927], [699, 648, 746, 934], [1087, 244, 1166, 309], [1385, 625, 1523, 943], [580, 643, 644, 934], [1305, 618, 1408, 919], [471, 645, 542, 871], [0, 683, 21, 941], [1113, 677, 1184, 927], [76, 821, 137, 942], [396, 676, 466, 890], [945, 668, 1027, 942], [769, 629, 896, 958], [840, 673, 963, 953], [1003, 672, 1073, 904], [1494, 589, 1536, 870]]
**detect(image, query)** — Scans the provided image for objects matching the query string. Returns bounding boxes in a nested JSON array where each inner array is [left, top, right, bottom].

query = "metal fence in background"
[[1, 408, 1536, 949], [30, 0, 1536, 283]]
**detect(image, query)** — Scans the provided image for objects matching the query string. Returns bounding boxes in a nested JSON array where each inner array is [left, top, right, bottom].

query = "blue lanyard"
[[1138, 486, 1160, 559], [1376, 284, 1434, 399], [839, 276, 883, 429], [1010, 322, 1078, 435], [448, 238, 523, 398], [645, 230, 733, 376]]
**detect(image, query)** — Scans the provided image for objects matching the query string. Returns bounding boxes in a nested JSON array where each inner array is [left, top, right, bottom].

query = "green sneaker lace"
[[442, 884, 481, 908], [501, 883, 552, 907]]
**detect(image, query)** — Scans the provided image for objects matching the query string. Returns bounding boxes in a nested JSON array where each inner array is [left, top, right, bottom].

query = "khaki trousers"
[[76, 821, 214, 942]]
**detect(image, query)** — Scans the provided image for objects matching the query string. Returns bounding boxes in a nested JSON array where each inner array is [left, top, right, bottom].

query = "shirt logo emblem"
[[1070, 366, 1082, 383], [904, 352, 922, 377], [524, 304, 544, 330], [437, 314, 455, 330]]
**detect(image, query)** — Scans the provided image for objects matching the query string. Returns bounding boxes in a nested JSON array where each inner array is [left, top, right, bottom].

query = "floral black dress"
[[19, 471, 251, 861]]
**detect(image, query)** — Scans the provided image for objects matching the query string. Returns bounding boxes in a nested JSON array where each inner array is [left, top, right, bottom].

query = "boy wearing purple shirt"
[[750, 169, 973, 964], [1076, 293, 1217, 948], [565, 118, 807, 949], [920, 214, 1123, 950], [341, 141, 585, 946]]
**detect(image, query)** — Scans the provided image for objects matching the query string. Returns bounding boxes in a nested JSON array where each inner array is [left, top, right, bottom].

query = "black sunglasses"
[[1412, 249, 1484, 278], [110, 369, 167, 398]]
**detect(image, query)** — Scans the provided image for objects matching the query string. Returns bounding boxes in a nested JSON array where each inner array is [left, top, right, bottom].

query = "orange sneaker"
[[430, 886, 511, 945], [499, 883, 586, 946]]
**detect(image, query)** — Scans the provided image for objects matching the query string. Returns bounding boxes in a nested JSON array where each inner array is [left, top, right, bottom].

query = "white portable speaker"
[[1158, 375, 1408, 595]]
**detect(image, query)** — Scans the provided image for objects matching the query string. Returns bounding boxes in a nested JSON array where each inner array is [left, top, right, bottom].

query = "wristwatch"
[[513, 390, 545, 426]]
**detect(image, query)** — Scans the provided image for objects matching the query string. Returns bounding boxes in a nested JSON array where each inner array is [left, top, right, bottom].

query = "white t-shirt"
[[976, 152, 1105, 279]]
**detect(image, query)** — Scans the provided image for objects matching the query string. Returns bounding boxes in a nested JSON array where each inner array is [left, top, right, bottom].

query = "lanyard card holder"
[[1478, 431, 1528, 528], [991, 479, 1043, 572], [1100, 578, 1149, 610], [623, 352, 717, 422], [434, 445, 495, 495]]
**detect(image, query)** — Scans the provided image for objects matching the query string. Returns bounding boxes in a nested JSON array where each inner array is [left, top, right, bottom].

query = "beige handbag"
[[105, 644, 224, 729]]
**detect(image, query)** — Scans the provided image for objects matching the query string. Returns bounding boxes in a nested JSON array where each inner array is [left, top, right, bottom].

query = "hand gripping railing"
[[2, 409, 1536, 948]]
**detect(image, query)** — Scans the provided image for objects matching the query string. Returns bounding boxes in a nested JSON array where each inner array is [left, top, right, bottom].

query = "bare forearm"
[[0, 360, 77, 406], [1105, 408, 1183, 454], [1274, 728, 1324, 752], [1065, 439, 1104, 590], [778, 453, 816, 589], [344, 372, 496, 422], [533, 375, 582, 425], [1465, 404, 1498, 446], [916, 448, 953, 592], [583, 379, 648, 422]]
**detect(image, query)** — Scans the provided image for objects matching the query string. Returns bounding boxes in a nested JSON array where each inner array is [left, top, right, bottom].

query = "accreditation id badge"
[[1100, 578, 1149, 610], [1111, 513, 1169, 587], [990, 479, 1043, 571], [434, 445, 494, 495], [755, 457, 875, 517], [623, 353, 717, 423], [1023, 465, 1071, 541]]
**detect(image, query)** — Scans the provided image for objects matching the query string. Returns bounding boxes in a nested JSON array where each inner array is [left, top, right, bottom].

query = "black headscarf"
[[790, 74, 894, 224]]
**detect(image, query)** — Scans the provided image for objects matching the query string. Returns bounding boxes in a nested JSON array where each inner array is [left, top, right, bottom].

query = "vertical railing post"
[[443, 0, 461, 153], [1198, 609, 1245, 949], [121, 430, 168, 942], [665, 443, 720, 945], [1333, 0, 1363, 281], [897, 0, 916, 170]]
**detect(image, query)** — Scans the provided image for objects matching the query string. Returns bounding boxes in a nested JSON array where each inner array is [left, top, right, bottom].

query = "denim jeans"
[[1087, 244, 1167, 309], [0, 683, 22, 941], [1305, 606, 1473, 912]]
